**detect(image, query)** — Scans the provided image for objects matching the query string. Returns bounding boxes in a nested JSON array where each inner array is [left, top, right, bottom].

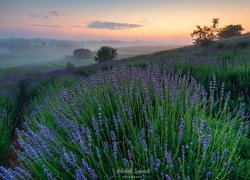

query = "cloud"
[[27, 10, 59, 20], [70, 25, 83, 28], [87, 21, 142, 30], [49, 11, 59, 16], [30, 24, 63, 28], [27, 12, 43, 18]]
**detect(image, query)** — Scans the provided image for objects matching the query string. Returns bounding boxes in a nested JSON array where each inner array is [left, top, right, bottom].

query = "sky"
[[0, 0, 249, 44]]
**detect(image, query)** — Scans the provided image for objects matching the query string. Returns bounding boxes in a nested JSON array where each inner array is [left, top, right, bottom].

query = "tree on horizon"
[[191, 18, 219, 47], [95, 46, 118, 63], [218, 24, 244, 39]]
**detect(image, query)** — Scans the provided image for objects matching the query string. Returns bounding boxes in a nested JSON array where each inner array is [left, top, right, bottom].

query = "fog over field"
[[0, 38, 182, 71]]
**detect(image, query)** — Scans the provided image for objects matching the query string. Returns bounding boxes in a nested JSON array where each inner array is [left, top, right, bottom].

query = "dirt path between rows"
[[2, 81, 27, 168]]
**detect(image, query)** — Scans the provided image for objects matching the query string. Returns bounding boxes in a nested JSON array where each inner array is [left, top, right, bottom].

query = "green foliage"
[[95, 46, 118, 63], [191, 18, 219, 47], [218, 25, 244, 39]]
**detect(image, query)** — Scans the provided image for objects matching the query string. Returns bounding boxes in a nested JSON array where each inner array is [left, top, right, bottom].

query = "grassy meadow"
[[0, 35, 249, 179]]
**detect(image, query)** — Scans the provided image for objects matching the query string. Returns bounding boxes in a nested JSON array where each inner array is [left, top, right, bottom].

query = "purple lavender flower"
[[161, 172, 171, 180], [155, 159, 161, 170], [148, 155, 154, 169], [103, 141, 109, 151], [191, 118, 196, 132], [110, 131, 118, 159], [177, 174, 181, 180], [199, 120, 206, 132], [42, 164, 53, 179], [140, 128, 148, 151], [123, 158, 129, 166], [0, 166, 32, 179], [14, 167, 32, 178], [97, 107, 104, 128], [91, 116, 100, 134], [178, 118, 184, 141], [79, 140, 91, 155], [85, 127, 93, 147], [222, 149, 229, 158], [165, 151, 174, 168], [60, 158, 70, 172], [62, 90, 71, 103], [113, 115, 119, 131], [181, 145, 185, 157], [81, 159, 98, 179], [152, 75, 163, 99], [110, 131, 116, 141], [222, 162, 227, 171], [206, 172, 212, 178], [146, 119, 154, 137], [211, 152, 217, 164], [200, 133, 209, 151], [198, 120, 211, 151], [75, 169, 86, 180], [165, 174, 172, 180], [87, 167, 98, 180]]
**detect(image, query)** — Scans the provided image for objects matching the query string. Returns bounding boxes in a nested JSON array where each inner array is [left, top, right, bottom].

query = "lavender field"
[[0, 39, 249, 179], [0, 0, 250, 177]]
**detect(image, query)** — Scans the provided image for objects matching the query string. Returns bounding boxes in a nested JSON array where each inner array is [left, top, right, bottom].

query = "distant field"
[[0, 45, 180, 72], [117, 45, 181, 58], [0, 51, 95, 70]]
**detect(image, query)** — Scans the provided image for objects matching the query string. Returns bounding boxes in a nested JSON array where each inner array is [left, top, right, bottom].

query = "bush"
[[95, 46, 117, 63], [218, 25, 244, 39], [73, 48, 91, 59]]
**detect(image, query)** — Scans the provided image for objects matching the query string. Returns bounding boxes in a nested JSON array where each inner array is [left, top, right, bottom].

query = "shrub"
[[95, 46, 117, 63], [73, 48, 91, 59], [218, 25, 244, 39]]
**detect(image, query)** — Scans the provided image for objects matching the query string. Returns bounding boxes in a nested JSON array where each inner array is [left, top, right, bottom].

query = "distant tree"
[[191, 18, 219, 47], [73, 48, 91, 58], [65, 62, 74, 71], [218, 24, 244, 39], [95, 46, 118, 63]]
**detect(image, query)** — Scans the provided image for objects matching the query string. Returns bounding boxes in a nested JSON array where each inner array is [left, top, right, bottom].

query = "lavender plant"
[[1, 65, 249, 179], [0, 78, 21, 159]]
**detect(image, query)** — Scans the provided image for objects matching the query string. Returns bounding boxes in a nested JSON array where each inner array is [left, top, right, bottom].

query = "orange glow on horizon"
[[1, 0, 249, 42]]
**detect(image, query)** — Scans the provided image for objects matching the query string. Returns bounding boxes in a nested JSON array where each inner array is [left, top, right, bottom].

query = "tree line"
[[191, 18, 245, 46]]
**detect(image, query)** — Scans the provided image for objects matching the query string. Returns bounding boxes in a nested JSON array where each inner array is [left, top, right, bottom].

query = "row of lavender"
[[1, 65, 249, 179], [0, 76, 21, 160]]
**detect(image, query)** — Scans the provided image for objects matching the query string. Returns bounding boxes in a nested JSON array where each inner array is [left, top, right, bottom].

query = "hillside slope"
[[74, 35, 250, 113]]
